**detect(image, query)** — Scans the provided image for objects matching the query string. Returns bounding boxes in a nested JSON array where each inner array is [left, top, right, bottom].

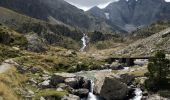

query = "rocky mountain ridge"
[[88, 0, 170, 32]]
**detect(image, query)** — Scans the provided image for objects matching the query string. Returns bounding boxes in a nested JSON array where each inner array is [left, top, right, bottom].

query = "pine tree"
[[145, 51, 170, 91]]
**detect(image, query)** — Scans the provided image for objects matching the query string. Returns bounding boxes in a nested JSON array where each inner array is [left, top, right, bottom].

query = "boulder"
[[39, 80, 50, 88], [50, 73, 76, 87], [78, 77, 90, 89], [110, 65, 124, 70], [100, 76, 129, 100], [61, 94, 80, 100], [73, 89, 89, 98], [29, 66, 42, 74], [119, 74, 135, 85], [64, 78, 78, 89]]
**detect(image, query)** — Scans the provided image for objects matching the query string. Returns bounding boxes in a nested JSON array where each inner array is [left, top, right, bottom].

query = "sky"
[[64, 0, 170, 11], [64, 0, 118, 11]]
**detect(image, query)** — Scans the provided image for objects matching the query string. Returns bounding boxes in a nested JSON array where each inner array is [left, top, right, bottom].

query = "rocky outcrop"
[[26, 33, 47, 53], [100, 76, 129, 100], [88, 0, 170, 32], [50, 73, 76, 87]]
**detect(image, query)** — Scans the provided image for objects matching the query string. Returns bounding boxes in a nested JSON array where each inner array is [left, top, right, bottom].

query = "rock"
[[56, 88, 64, 91], [29, 66, 42, 74], [78, 77, 90, 89], [40, 97, 46, 100], [28, 78, 38, 84], [119, 74, 135, 85], [57, 83, 74, 93], [64, 78, 78, 89], [145, 94, 169, 100], [26, 33, 47, 53], [100, 76, 129, 100], [142, 91, 148, 96], [16, 65, 27, 73], [110, 63, 124, 70], [73, 89, 89, 98], [42, 74, 51, 80], [61, 94, 80, 100], [50, 73, 75, 87], [39, 80, 50, 88]]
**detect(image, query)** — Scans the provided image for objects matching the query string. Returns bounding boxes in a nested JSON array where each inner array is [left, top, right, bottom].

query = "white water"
[[80, 33, 89, 52], [87, 80, 98, 100], [132, 88, 143, 100]]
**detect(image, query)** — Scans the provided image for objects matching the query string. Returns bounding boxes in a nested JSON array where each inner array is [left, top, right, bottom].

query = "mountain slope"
[[116, 27, 170, 57], [0, 0, 95, 30], [88, 0, 170, 32], [0, 7, 82, 50]]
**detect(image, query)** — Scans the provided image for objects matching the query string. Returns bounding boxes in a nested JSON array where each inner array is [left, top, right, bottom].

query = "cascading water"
[[87, 80, 98, 100], [132, 88, 143, 100], [80, 33, 89, 52]]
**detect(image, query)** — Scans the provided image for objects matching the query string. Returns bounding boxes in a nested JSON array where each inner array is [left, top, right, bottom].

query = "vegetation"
[[0, 68, 28, 100], [34, 89, 68, 100], [145, 51, 170, 91], [131, 20, 170, 40]]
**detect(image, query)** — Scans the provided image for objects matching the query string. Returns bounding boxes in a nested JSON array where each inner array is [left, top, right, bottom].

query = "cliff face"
[[88, 0, 170, 32]]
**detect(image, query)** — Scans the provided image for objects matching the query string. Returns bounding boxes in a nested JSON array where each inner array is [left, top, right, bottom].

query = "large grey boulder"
[[64, 78, 78, 89], [50, 73, 76, 87], [100, 76, 129, 100]]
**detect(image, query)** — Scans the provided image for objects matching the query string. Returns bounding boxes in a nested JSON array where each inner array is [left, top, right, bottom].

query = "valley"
[[0, 0, 170, 100]]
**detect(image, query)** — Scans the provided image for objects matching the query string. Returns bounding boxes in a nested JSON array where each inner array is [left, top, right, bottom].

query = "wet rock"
[[100, 76, 129, 100], [78, 77, 90, 89], [61, 94, 80, 100], [73, 89, 89, 98], [64, 78, 78, 89]]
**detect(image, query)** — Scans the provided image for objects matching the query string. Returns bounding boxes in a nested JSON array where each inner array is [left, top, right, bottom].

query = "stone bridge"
[[106, 57, 153, 66]]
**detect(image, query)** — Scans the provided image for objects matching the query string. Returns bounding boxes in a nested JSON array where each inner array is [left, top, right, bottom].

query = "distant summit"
[[88, 0, 170, 32]]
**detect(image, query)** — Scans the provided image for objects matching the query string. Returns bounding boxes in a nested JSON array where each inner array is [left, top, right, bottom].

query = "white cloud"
[[64, 0, 117, 11], [165, 0, 170, 2]]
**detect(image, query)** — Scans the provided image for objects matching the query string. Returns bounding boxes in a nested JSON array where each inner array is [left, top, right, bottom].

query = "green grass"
[[34, 89, 68, 100]]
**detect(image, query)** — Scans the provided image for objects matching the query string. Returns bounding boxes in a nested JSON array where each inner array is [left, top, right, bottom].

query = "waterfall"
[[132, 88, 143, 100], [80, 33, 89, 52], [87, 80, 98, 100]]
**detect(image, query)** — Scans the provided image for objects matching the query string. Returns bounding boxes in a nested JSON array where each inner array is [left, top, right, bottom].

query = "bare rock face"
[[100, 76, 129, 100]]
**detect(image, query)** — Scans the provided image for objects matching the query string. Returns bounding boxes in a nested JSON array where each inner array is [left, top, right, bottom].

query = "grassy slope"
[[130, 20, 170, 40]]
